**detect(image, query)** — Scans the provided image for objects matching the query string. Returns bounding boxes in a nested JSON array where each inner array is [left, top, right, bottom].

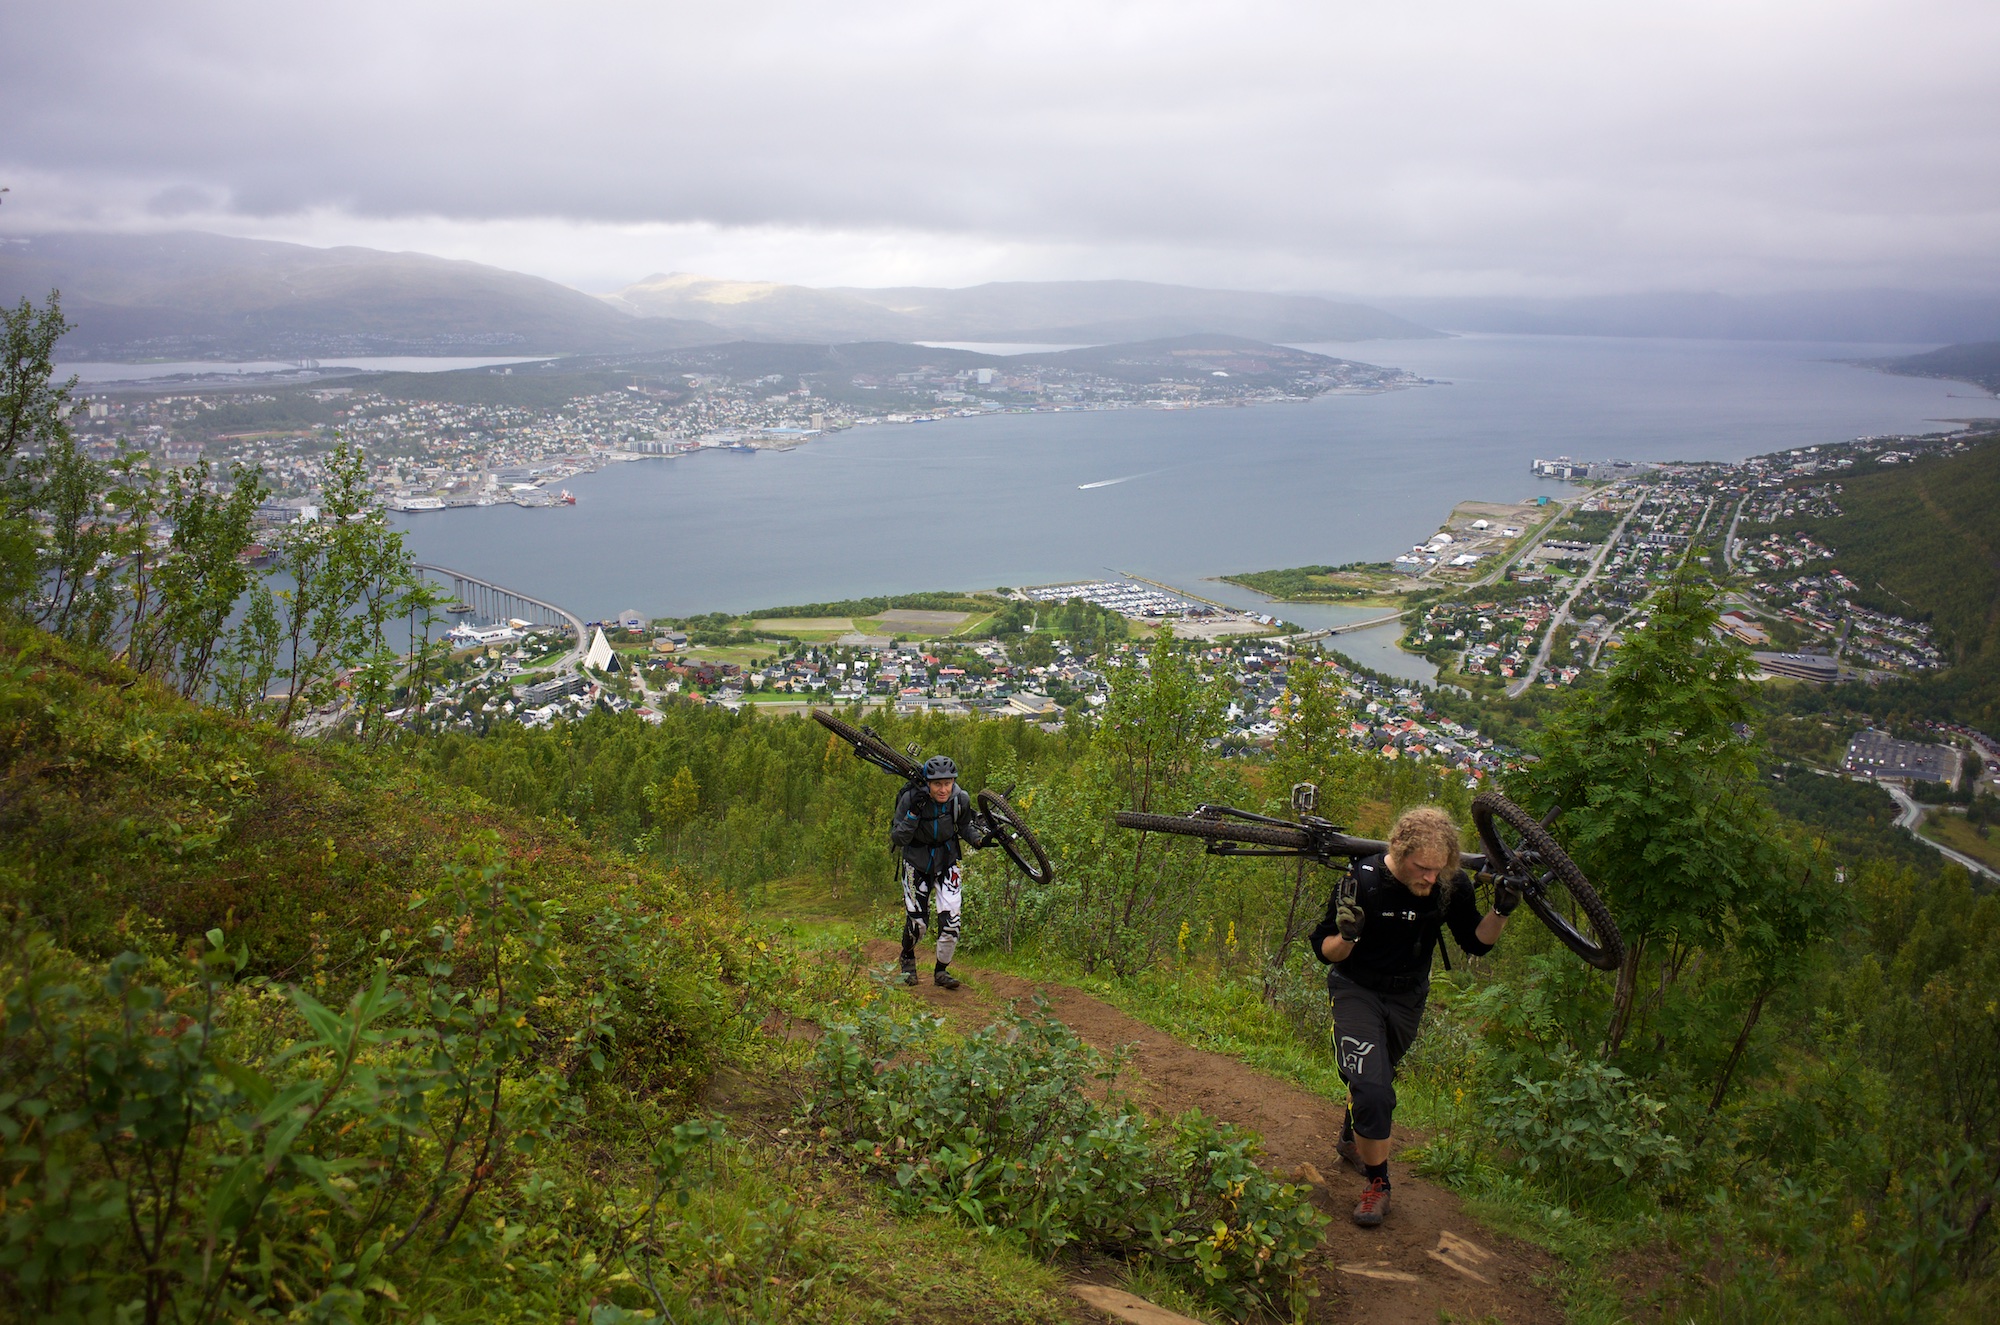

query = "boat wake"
[[1077, 471, 1158, 490]]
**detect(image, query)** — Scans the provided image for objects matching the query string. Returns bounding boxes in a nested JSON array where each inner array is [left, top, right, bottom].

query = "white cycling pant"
[[900, 862, 963, 967]]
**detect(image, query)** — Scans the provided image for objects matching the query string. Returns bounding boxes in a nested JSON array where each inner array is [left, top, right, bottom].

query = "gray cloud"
[[3, 1, 1997, 294]]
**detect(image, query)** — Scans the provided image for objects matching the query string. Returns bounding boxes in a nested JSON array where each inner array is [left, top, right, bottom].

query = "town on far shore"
[[60, 336, 1432, 520]]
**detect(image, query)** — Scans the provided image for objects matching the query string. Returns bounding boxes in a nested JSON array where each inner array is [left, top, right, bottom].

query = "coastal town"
[[63, 339, 1430, 517], [423, 596, 1528, 787], [58, 371, 1984, 805], [1380, 434, 1959, 697]]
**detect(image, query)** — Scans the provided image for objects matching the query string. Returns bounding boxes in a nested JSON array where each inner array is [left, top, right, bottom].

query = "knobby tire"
[[1471, 792, 1624, 971], [811, 708, 922, 780], [978, 789, 1054, 885], [1114, 810, 1312, 850]]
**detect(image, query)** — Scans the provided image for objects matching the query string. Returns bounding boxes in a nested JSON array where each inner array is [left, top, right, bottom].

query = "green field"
[[742, 609, 999, 641], [1922, 810, 2000, 871], [666, 643, 778, 666], [1544, 507, 1621, 544], [1223, 562, 1404, 602]]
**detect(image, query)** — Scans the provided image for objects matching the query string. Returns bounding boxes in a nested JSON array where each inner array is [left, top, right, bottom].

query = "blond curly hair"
[[1386, 806, 1464, 895]]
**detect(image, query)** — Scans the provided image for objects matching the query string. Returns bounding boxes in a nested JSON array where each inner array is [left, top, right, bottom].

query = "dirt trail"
[[866, 942, 1562, 1325]]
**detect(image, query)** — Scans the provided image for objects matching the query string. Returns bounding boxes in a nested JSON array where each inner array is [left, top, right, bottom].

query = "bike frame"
[[1184, 803, 1494, 874], [838, 723, 1008, 843]]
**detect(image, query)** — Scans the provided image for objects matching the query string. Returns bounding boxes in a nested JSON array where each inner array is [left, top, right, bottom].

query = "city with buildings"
[[1389, 433, 1959, 697], [60, 377, 1987, 810], [64, 341, 1429, 519]]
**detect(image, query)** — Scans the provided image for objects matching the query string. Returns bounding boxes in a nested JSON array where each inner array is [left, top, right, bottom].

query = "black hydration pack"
[[891, 781, 979, 874]]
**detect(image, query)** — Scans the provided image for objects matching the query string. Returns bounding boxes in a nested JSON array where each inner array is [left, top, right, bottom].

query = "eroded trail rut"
[[864, 942, 1562, 1325]]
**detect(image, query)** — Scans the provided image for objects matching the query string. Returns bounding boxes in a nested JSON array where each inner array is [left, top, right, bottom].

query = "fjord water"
[[392, 335, 2000, 625]]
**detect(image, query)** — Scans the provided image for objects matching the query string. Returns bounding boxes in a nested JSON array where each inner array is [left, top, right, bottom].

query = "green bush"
[[807, 1003, 1324, 1319], [0, 845, 742, 1324], [1485, 1048, 1689, 1201]]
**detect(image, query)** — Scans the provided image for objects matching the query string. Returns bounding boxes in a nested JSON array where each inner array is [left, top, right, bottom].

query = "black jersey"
[[889, 782, 986, 874], [1308, 852, 1491, 992]]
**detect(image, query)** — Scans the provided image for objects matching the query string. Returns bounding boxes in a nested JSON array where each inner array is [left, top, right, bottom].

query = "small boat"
[[446, 602, 474, 615], [557, 490, 576, 504], [727, 443, 756, 454]]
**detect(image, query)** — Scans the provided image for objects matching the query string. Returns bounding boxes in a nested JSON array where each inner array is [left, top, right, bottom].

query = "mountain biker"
[[890, 755, 990, 990], [1309, 805, 1519, 1228]]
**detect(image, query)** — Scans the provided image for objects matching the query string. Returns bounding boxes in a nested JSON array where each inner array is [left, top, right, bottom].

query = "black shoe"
[[933, 970, 961, 990], [1335, 1109, 1366, 1176], [901, 960, 918, 987]]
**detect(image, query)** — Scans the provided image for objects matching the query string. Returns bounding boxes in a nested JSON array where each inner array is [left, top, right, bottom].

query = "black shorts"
[[1328, 970, 1429, 1140]]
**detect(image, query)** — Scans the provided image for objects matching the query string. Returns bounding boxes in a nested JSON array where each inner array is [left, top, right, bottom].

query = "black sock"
[[1341, 1109, 1354, 1145], [1364, 1161, 1389, 1186], [934, 962, 949, 974]]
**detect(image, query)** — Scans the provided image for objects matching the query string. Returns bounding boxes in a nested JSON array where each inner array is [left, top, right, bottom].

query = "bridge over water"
[[413, 563, 586, 645], [1276, 610, 1407, 645]]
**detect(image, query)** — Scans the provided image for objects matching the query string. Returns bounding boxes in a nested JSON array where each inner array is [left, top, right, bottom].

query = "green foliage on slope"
[[0, 626, 1105, 1323], [384, 565, 2000, 1318], [809, 1004, 1325, 1318], [1781, 433, 2000, 729], [748, 590, 1002, 619], [413, 702, 1070, 899]]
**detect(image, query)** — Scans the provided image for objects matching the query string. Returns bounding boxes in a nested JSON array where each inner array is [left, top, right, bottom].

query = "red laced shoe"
[[1352, 1177, 1391, 1227]]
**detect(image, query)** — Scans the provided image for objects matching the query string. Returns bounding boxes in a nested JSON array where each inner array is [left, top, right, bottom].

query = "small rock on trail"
[[865, 942, 1562, 1325]]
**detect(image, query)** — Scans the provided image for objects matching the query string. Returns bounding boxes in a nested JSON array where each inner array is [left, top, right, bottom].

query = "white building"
[[584, 627, 617, 672], [448, 623, 523, 648]]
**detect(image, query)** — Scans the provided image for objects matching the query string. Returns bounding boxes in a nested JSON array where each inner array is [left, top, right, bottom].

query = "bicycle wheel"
[[1471, 792, 1624, 971], [812, 708, 923, 780], [977, 788, 1054, 885], [1114, 810, 1311, 850]]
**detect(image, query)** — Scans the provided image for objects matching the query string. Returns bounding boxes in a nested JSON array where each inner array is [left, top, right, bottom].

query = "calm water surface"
[[393, 335, 1999, 637]]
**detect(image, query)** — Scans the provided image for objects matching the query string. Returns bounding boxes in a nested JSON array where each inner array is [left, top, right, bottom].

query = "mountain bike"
[[1114, 790, 1622, 970], [812, 708, 1055, 884]]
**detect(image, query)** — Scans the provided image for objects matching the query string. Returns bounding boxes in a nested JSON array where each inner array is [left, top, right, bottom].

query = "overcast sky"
[[4, 1, 1997, 296]]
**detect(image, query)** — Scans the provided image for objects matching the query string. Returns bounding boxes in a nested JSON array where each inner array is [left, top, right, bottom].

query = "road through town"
[[1507, 487, 1639, 697], [1886, 784, 2000, 880]]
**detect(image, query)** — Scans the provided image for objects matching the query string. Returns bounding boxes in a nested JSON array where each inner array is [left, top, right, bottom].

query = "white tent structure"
[[584, 627, 619, 673]]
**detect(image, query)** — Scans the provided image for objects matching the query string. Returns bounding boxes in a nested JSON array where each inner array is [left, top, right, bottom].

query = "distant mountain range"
[[1368, 290, 2000, 345], [0, 232, 725, 359], [1, 232, 1437, 360], [601, 273, 1440, 344], [13, 230, 2000, 362]]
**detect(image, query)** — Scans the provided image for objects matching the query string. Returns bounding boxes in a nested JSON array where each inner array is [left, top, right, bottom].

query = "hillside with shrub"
[[1773, 436, 2000, 731], [1, 625, 1128, 1322], [1878, 341, 2000, 394], [7, 287, 2000, 1321], [406, 600, 2000, 1322]]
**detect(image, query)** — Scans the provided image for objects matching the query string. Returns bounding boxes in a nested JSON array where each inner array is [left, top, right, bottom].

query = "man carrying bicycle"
[[890, 755, 990, 990], [1309, 806, 1521, 1227]]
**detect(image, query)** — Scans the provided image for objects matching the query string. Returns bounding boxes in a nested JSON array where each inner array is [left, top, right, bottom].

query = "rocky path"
[[865, 943, 1564, 1324]]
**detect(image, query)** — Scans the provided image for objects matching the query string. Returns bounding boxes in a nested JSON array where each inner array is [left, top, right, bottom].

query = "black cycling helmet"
[[921, 755, 958, 782]]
